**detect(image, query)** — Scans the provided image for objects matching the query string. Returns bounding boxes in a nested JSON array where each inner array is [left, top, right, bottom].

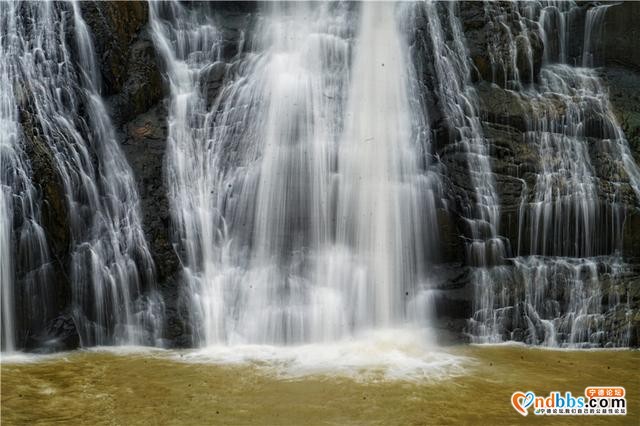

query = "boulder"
[[25, 313, 80, 353]]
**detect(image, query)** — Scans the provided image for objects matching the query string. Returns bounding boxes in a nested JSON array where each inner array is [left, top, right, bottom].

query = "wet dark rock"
[[602, 2, 640, 71], [119, 104, 186, 346], [25, 313, 80, 353], [599, 67, 640, 165], [218, 10, 254, 60], [460, 1, 543, 87], [599, 265, 640, 347], [19, 108, 72, 318], [476, 82, 532, 132], [120, 105, 179, 290], [80, 1, 150, 96], [623, 209, 640, 261], [201, 61, 228, 107], [108, 29, 165, 124], [436, 208, 465, 264], [430, 264, 474, 344], [20, 111, 69, 263]]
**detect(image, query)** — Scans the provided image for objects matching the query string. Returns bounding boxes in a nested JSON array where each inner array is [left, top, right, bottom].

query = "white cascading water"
[[423, 1, 505, 272], [70, 3, 164, 346], [418, 1, 511, 346], [468, 1, 640, 347], [152, 1, 440, 348], [1, 2, 20, 351], [1, 1, 163, 349], [151, 1, 350, 345], [334, 1, 435, 331], [483, 1, 536, 90], [1, 2, 53, 351], [2, 1, 639, 356], [1, 1, 54, 352], [582, 4, 611, 68]]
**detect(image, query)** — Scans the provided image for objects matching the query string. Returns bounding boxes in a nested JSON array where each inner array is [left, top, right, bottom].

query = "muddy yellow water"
[[1, 346, 638, 425]]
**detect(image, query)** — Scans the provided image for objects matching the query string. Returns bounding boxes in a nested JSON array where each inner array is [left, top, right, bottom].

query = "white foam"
[[86, 345, 169, 355], [174, 328, 470, 382], [0, 351, 70, 364], [470, 341, 632, 352], [2, 330, 471, 382], [0, 345, 167, 364]]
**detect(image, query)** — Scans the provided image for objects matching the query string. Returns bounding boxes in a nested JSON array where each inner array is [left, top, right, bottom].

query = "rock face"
[[600, 67, 640, 166], [602, 2, 640, 71], [460, 1, 544, 87], [81, 2, 165, 121], [80, 2, 150, 96], [120, 104, 188, 345], [21, 110, 70, 269], [10, 1, 640, 349]]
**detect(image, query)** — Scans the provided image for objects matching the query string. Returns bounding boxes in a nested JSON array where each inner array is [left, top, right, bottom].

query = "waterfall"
[[71, 2, 164, 346], [467, 1, 640, 347], [150, 1, 227, 345], [1, 1, 54, 351], [582, 4, 611, 68], [2, 1, 638, 353], [1, 2, 20, 351], [418, 1, 511, 345], [423, 2, 504, 265], [1, 1, 163, 349], [152, 1, 438, 347], [537, 0, 575, 65], [151, 1, 351, 345], [334, 1, 435, 330], [518, 65, 639, 257]]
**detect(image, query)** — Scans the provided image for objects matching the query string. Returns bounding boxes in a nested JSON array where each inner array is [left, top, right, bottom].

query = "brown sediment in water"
[[1, 345, 638, 425]]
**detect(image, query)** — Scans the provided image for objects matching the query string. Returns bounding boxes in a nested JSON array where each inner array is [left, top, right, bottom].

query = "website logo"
[[511, 387, 626, 416], [511, 391, 535, 416]]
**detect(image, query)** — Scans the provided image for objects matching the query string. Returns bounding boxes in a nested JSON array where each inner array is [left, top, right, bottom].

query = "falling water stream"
[[152, 1, 439, 348], [1, 1, 163, 350], [1, 2, 52, 351], [1, 1, 639, 356], [468, 0, 640, 347]]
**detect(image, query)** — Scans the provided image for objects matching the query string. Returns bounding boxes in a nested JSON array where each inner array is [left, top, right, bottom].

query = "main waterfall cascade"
[[335, 2, 437, 330], [152, 1, 440, 346], [1, 1, 163, 351], [1, 1, 639, 353]]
